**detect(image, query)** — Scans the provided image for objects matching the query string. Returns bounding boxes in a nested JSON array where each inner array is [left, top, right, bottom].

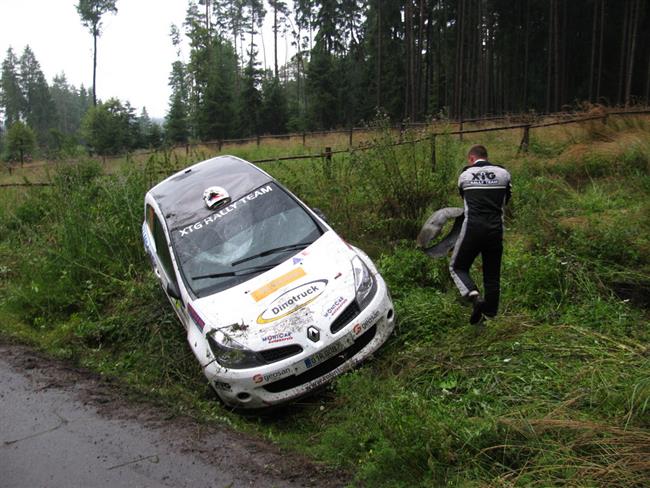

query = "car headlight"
[[352, 255, 377, 310], [206, 331, 266, 369]]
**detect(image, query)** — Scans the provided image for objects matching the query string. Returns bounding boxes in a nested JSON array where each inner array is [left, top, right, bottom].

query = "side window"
[[146, 205, 156, 235], [150, 209, 176, 283]]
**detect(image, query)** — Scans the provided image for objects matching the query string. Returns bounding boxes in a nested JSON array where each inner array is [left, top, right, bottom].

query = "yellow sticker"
[[251, 267, 306, 302]]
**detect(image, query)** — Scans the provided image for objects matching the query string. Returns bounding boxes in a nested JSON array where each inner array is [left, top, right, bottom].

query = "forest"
[[1, 0, 649, 158]]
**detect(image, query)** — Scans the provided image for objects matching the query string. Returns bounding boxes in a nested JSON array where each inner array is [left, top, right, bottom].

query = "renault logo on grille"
[[307, 326, 320, 342]]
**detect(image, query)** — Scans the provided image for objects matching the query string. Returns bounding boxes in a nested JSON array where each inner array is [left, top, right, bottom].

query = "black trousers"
[[449, 224, 503, 317]]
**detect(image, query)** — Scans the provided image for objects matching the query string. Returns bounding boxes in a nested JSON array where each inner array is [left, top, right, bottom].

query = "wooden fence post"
[[323, 147, 332, 179], [256, 134, 261, 146], [518, 125, 530, 154], [430, 134, 437, 171], [459, 116, 464, 141], [324, 147, 332, 162], [302, 131, 306, 146], [349, 127, 353, 147], [602, 114, 609, 125]]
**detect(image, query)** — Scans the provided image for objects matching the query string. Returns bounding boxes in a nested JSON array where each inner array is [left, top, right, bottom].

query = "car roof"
[[149, 155, 273, 230]]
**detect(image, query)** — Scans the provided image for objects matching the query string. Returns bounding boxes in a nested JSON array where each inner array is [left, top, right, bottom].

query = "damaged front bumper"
[[202, 276, 395, 409]]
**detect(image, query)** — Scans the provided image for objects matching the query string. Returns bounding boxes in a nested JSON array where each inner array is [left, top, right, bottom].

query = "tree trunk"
[[596, 0, 605, 101], [205, 1, 210, 33], [404, 0, 413, 120], [273, 4, 278, 78], [424, 4, 433, 115], [416, 0, 426, 120], [456, 0, 466, 119], [93, 30, 97, 106], [545, 0, 553, 113], [589, 0, 598, 102], [645, 51, 650, 104], [625, 0, 641, 105], [523, 0, 530, 109], [553, 0, 561, 111], [617, 0, 630, 105], [377, 0, 381, 108]]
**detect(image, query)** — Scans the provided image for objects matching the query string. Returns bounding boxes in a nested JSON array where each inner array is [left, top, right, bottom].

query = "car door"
[[145, 204, 190, 329]]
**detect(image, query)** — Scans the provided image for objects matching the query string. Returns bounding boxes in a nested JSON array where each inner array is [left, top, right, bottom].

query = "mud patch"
[[0, 340, 349, 488]]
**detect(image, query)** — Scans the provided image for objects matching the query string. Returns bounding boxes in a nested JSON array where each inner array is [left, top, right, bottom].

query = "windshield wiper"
[[192, 264, 276, 281], [230, 242, 311, 267]]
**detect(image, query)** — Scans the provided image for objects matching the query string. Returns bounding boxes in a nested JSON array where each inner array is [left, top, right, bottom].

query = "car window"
[[171, 182, 323, 297], [150, 208, 176, 284]]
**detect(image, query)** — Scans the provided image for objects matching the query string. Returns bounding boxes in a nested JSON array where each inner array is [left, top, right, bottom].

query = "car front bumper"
[[203, 275, 395, 409]]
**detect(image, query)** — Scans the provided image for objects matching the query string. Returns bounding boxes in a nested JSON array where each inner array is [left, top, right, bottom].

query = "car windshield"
[[172, 182, 323, 297]]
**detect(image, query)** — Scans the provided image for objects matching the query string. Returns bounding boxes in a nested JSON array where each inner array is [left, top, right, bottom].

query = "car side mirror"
[[167, 281, 181, 300], [312, 207, 327, 223]]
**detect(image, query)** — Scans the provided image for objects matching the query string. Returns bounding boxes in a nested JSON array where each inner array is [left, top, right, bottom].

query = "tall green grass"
[[1, 119, 649, 487]]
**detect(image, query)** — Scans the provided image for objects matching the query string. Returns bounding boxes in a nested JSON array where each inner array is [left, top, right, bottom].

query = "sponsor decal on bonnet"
[[257, 279, 328, 324], [251, 267, 306, 302]]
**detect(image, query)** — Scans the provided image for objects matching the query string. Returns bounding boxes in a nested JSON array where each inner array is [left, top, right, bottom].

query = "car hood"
[[192, 231, 358, 350]]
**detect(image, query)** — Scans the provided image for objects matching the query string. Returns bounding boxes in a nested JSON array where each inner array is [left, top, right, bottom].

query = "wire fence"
[[2, 108, 649, 189]]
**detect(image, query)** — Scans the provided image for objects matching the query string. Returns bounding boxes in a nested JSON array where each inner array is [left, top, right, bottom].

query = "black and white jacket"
[[457, 159, 512, 230]]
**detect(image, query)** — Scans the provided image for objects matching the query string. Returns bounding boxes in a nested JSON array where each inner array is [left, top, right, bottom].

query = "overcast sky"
[[0, 0, 294, 120]]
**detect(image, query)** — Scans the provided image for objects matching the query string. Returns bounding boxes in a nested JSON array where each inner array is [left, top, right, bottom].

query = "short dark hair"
[[468, 144, 488, 159]]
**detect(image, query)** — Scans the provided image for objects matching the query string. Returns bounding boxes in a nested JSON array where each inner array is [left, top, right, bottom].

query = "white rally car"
[[142, 155, 395, 408]]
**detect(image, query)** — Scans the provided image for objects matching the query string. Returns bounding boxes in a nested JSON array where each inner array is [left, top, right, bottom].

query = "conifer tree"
[[6, 121, 36, 164], [0, 48, 25, 129], [19, 46, 57, 146], [76, 0, 118, 106]]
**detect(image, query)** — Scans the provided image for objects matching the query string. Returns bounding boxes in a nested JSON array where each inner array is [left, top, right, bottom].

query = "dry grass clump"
[[493, 418, 650, 487]]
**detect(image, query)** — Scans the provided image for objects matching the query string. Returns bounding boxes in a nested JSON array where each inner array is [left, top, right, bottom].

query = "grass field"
[[1, 113, 648, 486]]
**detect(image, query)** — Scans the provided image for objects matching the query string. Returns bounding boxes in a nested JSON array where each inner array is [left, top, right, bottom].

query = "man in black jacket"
[[449, 145, 512, 324]]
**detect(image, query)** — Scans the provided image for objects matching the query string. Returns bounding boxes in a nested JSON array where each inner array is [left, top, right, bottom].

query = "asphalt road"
[[0, 345, 345, 488]]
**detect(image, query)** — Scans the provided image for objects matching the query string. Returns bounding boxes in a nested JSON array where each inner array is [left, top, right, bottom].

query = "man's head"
[[467, 145, 488, 165]]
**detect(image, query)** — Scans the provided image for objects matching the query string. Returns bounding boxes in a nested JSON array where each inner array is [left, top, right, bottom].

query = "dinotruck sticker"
[[257, 279, 328, 324]]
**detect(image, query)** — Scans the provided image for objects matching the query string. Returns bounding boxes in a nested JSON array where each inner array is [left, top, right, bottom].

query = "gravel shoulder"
[[0, 342, 348, 488]]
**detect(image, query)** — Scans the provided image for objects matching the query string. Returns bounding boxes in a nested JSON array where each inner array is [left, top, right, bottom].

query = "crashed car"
[[142, 155, 395, 408]]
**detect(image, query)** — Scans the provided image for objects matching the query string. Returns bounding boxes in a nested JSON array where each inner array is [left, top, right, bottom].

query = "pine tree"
[[237, 62, 263, 136], [6, 121, 36, 164], [261, 76, 288, 133], [19, 46, 57, 146], [76, 0, 118, 106], [0, 47, 25, 129], [196, 40, 238, 140], [165, 58, 190, 144], [81, 98, 135, 155]]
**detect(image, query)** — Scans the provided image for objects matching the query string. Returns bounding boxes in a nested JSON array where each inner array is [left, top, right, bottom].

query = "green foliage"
[[4, 161, 147, 323], [260, 76, 288, 134], [81, 98, 138, 155], [237, 64, 263, 137], [1, 122, 650, 487], [19, 46, 58, 146], [0, 47, 25, 128], [4, 121, 36, 163]]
